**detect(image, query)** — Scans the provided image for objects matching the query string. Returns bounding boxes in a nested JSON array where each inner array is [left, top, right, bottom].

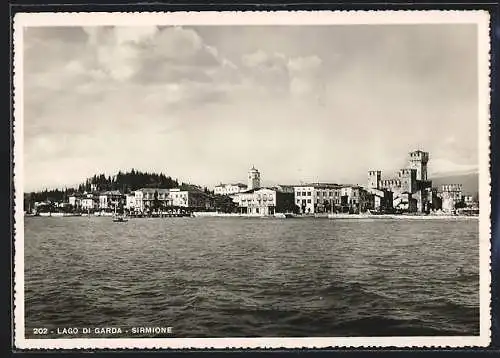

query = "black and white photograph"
[[14, 11, 491, 349]]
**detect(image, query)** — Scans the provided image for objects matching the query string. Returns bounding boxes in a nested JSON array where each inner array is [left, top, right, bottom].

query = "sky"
[[23, 24, 480, 191]]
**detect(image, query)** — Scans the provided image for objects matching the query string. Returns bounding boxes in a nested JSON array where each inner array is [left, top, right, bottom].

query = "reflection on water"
[[24, 217, 479, 338]]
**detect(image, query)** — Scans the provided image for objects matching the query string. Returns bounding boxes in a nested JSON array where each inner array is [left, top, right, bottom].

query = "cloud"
[[287, 55, 322, 72], [81, 26, 222, 82], [241, 50, 325, 99], [22, 25, 480, 192], [429, 158, 479, 176]]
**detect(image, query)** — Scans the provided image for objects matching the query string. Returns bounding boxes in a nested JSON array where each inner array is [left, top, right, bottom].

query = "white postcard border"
[[13, 10, 492, 349]]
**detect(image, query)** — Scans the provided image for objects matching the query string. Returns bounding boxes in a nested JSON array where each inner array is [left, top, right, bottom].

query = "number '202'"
[[33, 328, 48, 334]]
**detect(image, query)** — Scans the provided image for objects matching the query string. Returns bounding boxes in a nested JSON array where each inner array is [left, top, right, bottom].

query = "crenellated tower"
[[368, 170, 381, 189], [408, 150, 429, 181]]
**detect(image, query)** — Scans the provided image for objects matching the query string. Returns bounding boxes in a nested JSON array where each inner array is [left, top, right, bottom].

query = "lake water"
[[24, 217, 479, 338]]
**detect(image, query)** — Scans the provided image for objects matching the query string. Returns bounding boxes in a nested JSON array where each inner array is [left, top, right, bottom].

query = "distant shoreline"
[[24, 212, 479, 220]]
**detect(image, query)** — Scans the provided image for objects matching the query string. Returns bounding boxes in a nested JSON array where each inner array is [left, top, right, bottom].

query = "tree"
[[152, 190, 161, 212], [214, 195, 236, 213], [455, 201, 467, 209], [323, 200, 331, 213]]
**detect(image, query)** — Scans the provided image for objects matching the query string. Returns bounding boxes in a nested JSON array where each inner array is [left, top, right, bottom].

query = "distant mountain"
[[430, 172, 479, 195]]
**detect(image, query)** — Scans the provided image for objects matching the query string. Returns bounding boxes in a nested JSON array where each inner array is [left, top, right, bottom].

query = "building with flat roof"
[[234, 187, 295, 215], [294, 183, 342, 214], [98, 190, 124, 210], [214, 183, 248, 196], [133, 187, 212, 213]]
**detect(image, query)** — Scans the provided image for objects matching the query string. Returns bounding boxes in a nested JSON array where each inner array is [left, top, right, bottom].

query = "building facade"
[[294, 183, 342, 214], [125, 194, 136, 210], [133, 187, 212, 213], [339, 185, 371, 213], [68, 194, 82, 209], [98, 190, 124, 210], [134, 188, 171, 212], [235, 188, 295, 215], [80, 193, 97, 210], [214, 183, 248, 196], [366, 187, 393, 213]]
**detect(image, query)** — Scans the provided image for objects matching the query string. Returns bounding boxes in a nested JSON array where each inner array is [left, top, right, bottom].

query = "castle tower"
[[368, 170, 381, 189], [248, 166, 261, 190], [398, 168, 417, 193], [408, 150, 429, 181]]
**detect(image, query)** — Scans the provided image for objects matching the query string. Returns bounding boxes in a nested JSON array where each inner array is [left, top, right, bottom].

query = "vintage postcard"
[[13, 11, 491, 349]]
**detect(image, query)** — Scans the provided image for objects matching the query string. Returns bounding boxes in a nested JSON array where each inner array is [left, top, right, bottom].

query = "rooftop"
[[295, 183, 342, 189], [99, 190, 122, 196], [215, 183, 248, 188], [136, 188, 173, 194]]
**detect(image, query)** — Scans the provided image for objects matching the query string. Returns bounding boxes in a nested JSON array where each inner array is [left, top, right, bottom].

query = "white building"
[[234, 188, 294, 215], [294, 183, 342, 214], [125, 194, 136, 210], [169, 188, 189, 207], [81, 193, 97, 210], [214, 183, 248, 196], [98, 190, 123, 210], [68, 194, 81, 208], [133, 187, 212, 213], [133, 188, 171, 213]]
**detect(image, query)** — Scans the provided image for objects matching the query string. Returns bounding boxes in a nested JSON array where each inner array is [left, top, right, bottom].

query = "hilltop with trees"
[[24, 169, 213, 209]]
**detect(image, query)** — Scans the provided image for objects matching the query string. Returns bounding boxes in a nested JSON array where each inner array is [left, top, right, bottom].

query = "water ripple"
[[24, 217, 479, 338]]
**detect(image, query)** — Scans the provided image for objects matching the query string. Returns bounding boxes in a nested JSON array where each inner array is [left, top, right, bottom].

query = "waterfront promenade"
[[27, 211, 479, 220]]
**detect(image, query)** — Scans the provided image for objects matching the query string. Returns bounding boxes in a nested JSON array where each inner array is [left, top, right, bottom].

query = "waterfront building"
[[125, 194, 136, 210], [169, 188, 192, 207], [248, 166, 261, 190], [235, 187, 295, 215], [214, 183, 248, 196], [429, 187, 442, 211], [68, 194, 82, 209], [366, 187, 393, 212], [339, 185, 372, 213], [463, 195, 477, 208], [294, 183, 342, 214], [368, 150, 433, 213], [80, 192, 97, 211], [98, 190, 124, 210], [133, 187, 212, 213], [133, 188, 172, 213], [440, 184, 463, 213]]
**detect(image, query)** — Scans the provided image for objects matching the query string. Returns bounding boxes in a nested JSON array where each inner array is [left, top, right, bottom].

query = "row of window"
[[295, 191, 349, 197], [241, 194, 273, 200], [141, 193, 187, 200], [297, 199, 343, 205], [241, 199, 275, 203]]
